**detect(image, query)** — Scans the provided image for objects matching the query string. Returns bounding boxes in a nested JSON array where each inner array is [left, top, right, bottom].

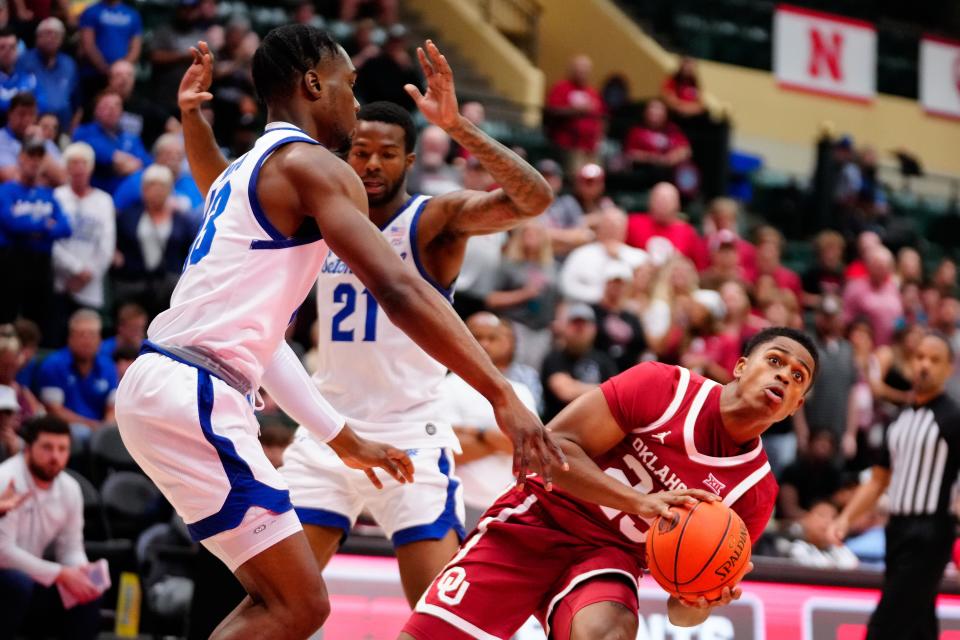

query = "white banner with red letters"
[[920, 35, 960, 119], [773, 4, 876, 102]]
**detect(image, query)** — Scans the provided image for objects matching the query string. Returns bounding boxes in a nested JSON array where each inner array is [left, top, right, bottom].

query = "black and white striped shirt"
[[879, 394, 960, 518]]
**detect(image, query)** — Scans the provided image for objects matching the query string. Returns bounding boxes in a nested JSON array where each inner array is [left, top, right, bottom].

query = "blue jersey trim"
[[408, 198, 455, 303], [295, 507, 352, 539], [185, 371, 294, 541], [247, 134, 320, 241], [249, 236, 324, 250], [377, 193, 420, 231], [391, 450, 465, 547]]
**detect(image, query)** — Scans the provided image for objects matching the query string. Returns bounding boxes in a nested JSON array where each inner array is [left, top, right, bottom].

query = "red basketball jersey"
[[527, 362, 777, 559]]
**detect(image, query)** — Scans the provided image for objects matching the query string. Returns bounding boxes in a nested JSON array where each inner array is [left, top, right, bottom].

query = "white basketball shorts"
[[281, 427, 465, 546], [115, 352, 301, 572]]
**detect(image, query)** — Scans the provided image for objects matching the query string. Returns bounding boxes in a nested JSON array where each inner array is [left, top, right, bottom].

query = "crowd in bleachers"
[[0, 0, 956, 636]]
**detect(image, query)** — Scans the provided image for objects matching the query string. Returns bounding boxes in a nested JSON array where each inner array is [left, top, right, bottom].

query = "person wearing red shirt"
[[623, 99, 699, 196], [401, 327, 818, 640], [661, 57, 706, 119], [753, 227, 803, 303], [626, 181, 708, 270], [703, 197, 756, 282], [545, 54, 605, 165]]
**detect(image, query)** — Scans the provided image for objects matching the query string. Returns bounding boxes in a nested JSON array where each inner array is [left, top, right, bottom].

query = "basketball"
[[646, 500, 752, 601]]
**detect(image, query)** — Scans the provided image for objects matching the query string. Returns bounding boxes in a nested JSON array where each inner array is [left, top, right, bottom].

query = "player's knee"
[[570, 603, 637, 640], [300, 591, 331, 632], [272, 590, 330, 636]]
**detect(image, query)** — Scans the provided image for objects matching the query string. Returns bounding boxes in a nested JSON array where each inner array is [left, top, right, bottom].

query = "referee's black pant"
[[867, 515, 956, 640]]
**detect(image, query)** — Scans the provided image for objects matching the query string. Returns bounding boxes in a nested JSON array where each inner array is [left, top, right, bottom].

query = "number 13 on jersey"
[[331, 283, 379, 342]]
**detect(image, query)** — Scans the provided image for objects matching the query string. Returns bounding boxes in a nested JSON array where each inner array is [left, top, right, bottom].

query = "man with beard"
[[179, 38, 556, 609], [0, 415, 102, 640], [829, 332, 960, 640]]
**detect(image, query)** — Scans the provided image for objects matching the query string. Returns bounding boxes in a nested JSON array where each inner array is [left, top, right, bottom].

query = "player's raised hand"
[[178, 41, 214, 113], [404, 40, 460, 130], [492, 394, 568, 490], [632, 488, 720, 520], [328, 426, 415, 489]]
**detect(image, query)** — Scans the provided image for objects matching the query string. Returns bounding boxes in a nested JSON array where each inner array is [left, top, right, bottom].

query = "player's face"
[[313, 47, 360, 151], [347, 121, 414, 206], [912, 335, 953, 395], [734, 337, 814, 421]]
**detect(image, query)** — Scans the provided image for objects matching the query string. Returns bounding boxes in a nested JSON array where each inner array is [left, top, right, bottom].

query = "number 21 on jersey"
[[331, 283, 379, 342]]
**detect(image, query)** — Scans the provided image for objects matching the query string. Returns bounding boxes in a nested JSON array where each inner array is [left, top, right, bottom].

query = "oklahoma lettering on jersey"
[[310, 194, 460, 450], [527, 362, 777, 559], [148, 122, 328, 389]]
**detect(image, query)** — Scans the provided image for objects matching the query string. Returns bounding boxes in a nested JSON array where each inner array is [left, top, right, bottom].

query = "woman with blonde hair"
[[486, 220, 559, 369]]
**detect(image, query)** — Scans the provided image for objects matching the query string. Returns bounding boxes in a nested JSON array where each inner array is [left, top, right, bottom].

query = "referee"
[[828, 331, 960, 640]]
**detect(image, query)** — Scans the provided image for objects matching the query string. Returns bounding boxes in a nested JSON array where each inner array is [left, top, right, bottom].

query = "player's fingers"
[[536, 437, 554, 490], [379, 455, 405, 484], [678, 488, 720, 502], [389, 448, 415, 483], [730, 586, 742, 601], [197, 91, 213, 103], [544, 432, 569, 471], [662, 493, 697, 506], [744, 561, 754, 575], [364, 468, 383, 490], [416, 46, 433, 75], [403, 84, 424, 103]]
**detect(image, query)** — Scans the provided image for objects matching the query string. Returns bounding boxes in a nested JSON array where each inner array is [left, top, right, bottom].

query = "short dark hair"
[[113, 345, 140, 363], [252, 24, 340, 107], [923, 330, 956, 361], [9, 92, 36, 112], [0, 27, 17, 41], [21, 415, 70, 444], [357, 101, 417, 153], [742, 326, 820, 382]]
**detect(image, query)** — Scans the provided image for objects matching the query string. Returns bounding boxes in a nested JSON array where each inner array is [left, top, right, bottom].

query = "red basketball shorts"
[[401, 490, 644, 639]]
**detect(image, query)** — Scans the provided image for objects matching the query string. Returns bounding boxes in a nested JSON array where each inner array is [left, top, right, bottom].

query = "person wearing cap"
[[592, 261, 647, 373], [560, 206, 648, 305], [0, 135, 71, 333], [17, 18, 77, 131], [0, 384, 21, 462], [626, 182, 708, 271], [541, 302, 618, 421], [540, 162, 611, 258], [545, 54, 605, 167]]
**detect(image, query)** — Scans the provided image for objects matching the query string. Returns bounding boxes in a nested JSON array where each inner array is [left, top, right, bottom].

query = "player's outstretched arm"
[[406, 41, 552, 240], [287, 148, 566, 486], [178, 41, 229, 198], [545, 390, 718, 517]]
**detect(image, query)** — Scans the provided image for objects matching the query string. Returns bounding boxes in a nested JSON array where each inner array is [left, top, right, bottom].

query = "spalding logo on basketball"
[[645, 500, 752, 602]]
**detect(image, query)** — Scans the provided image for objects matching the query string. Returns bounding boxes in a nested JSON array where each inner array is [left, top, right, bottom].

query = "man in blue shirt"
[[36, 310, 118, 442], [0, 139, 71, 332], [112, 133, 202, 218], [0, 28, 44, 117], [72, 90, 150, 194], [17, 18, 77, 131], [0, 92, 62, 183], [78, 0, 142, 101]]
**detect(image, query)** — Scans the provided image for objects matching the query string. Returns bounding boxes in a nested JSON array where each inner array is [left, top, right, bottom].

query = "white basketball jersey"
[[148, 123, 327, 389], [311, 194, 459, 449]]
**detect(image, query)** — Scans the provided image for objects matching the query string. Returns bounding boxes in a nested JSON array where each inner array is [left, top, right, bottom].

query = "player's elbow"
[[366, 271, 420, 317], [520, 178, 554, 218]]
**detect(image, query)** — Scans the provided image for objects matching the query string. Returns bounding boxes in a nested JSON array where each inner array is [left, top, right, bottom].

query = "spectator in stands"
[[802, 230, 845, 309], [149, 0, 215, 111], [833, 136, 861, 207], [855, 146, 887, 221], [0, 27, 43, 116], [112, 164, 198, 317], [541, 302, 617, 421], [0, 332, 42, 419], [0, 91, 61, 182], [842, 318, 885, 468], [702, 196, 756, 281], [36, 310, 117, 441], [545, 54, 605, 168], [107, 59, 173, 149], [933, 258, 958, 297], [778, 430, 843, 521], [408, 125, 462, 196], [661, 288, 737, 382], [73, 89, 150, 195], [112, 344, 137, 381], [77, 0, 142, 101], [0, 415, 101, 640], [541, 162, 611, 257], [99, 302, 146, 359], [486, 220, 558, 371], [843, 245, 903, 346], [11, 319, 39, 390], [16, 18, 74, 131], [495, 319, 543, 416], [560, 206, 648, 304], [34, 111, 61, 155], [0, 384, 21, 461], [293, 0, 326, 28], [340, 0, 398, 24], [719, 279, 767, 345], [344, 18, 380, 69], [0, 137, 70, 334], [661, 56, 706, 119], [444, 313, 536, 528], [896, 246, 923, 287], [622, 98, 697, 196], [764, 500, 858, 569], [700, 230, 748, 289], [592, 261, 647, 374], [753, 226, 803, 304], [8, 0, 67, 45], [209, 16, 259, 144], [51, 142, 114, 331], [113, 133, 202, 218], [453, 230, 506, 319], [626, 181, 706, 270], [872, 323, 922, 406], [844, 230, 881, 281], [354, 25, 420, 111]]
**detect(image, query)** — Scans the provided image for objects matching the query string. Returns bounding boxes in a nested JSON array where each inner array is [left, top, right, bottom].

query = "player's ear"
[[303, 70, 323, 99], [732, 357, 747, 380], [406, 152, 416, 170]]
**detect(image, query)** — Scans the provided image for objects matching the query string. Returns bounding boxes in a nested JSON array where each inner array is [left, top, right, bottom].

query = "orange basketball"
[[645, 500, 751, 601]]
